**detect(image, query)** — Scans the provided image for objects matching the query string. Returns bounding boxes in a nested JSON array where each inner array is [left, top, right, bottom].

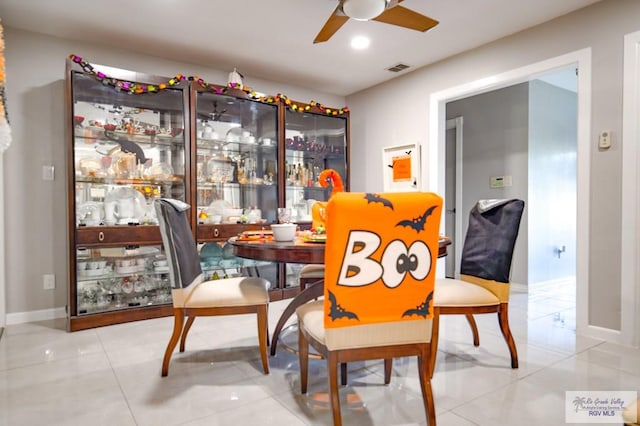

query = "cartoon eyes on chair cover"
[[323, 192, 443, 329]]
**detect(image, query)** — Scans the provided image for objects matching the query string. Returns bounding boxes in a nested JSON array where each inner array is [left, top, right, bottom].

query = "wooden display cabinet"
[[65, 57, 349, 330]]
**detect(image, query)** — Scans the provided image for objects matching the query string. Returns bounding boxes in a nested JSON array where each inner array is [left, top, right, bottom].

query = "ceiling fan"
[[314, 0, 439, 43], [199, 101, 228, 123]]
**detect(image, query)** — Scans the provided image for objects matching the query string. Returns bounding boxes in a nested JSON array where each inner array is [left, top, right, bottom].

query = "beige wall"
[[1, 27, 345, 318], [345, 0, 638, 331]]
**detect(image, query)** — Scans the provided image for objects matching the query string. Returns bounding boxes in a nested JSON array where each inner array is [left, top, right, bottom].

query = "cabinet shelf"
[[197, 181, 275, 189], [74, 129, 184, 146], [197, 139, 276, 150], [75, 176, 185, 186]]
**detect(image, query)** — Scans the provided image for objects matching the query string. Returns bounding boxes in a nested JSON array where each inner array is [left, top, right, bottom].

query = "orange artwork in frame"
[[383, 143, 421, 192], [392, 154, 412, 182]]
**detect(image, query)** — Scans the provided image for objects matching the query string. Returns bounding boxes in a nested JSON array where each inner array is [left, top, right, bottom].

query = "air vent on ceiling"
[[386, 63, 410, 73]]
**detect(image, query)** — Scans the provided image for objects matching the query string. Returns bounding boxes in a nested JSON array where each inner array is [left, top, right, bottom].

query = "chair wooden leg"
[[299, 327, 309, 394], [328, 352, 343, 426], [429, 307, 441, 378], [418, 350, 437, 426], [162, 308, 184, 377], [384, 359, 392, 384], [265, 304, 270, 347], [340, 363, 347, 386], [179, 316, 195, 352], [498, 303, 518, 368], [257, 305, 270, 374], [465, 313, 480, 346]]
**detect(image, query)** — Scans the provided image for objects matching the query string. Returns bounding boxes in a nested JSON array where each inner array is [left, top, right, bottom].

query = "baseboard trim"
[[529, 276, 576, 287], [511, 282, 528, 293], [580, 324, 622, 345], [6, 307, 66, 325]]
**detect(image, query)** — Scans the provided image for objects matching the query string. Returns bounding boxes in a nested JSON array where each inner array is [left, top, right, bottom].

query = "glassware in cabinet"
[[283, 107, 348, 224], [198, 241, 276, 288], [193, 88, 278, 229], [71, 71, 188, 229], [75, 245, 172, 315]]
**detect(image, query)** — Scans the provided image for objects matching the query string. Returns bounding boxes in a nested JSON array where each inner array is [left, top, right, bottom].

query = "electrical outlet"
[[43, 274, 55, 290]]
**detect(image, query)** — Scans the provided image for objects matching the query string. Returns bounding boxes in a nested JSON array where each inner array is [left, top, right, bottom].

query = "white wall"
[[346, 0, 639, 332], [528, 80, 578, 284], [1, 27, 345, 319]]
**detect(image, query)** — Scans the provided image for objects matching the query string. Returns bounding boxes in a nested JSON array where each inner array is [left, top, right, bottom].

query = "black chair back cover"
[[155, 199, 203, 289], [459, 199, 525, 283]]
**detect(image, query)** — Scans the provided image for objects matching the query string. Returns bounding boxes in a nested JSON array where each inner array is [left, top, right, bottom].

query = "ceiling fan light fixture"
[[342, 0, 387, 21]]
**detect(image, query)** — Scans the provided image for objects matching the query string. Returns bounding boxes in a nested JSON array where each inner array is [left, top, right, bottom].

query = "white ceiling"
[[0, 0, 601, 96]]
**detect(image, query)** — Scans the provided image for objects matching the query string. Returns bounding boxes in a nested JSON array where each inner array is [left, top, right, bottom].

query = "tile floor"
[[1, 280, 638, 425]]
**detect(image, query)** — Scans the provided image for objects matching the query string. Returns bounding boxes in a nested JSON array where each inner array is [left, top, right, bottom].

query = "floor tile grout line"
[[95, 329, 141, 426]]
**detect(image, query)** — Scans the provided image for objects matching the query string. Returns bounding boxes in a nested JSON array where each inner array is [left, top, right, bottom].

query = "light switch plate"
[[42, 165, 55, 181]]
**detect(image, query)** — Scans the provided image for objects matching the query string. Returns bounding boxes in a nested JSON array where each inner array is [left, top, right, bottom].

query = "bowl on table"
[[270, 223, 297, 242]]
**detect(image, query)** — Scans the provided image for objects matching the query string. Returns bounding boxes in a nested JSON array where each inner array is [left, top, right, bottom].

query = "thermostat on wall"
[[490, 175, 512, 189]]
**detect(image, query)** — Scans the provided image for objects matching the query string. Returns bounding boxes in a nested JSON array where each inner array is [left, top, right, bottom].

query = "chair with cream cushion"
[[155, 198, 270, 377], [297, 192, 443, 426], [431, 198, 524, 375], [298, 264, 325, 290]]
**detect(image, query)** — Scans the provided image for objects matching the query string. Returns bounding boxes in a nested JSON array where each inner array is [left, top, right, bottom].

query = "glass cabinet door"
[[71, 72, 187, 228], [76, 245, 172, 315], [283, 108, 348, 223], [194, 90, 279, 227], [68, 65, 188, 328]]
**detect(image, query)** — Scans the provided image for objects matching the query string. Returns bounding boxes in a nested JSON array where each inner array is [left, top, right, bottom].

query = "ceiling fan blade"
[[373, 5, 438, 32], [314, 5, 350, 44]]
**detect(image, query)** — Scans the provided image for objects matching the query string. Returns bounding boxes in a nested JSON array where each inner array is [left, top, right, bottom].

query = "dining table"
[[229, 233, 451, 356]]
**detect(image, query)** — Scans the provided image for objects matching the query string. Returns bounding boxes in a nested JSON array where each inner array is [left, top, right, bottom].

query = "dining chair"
[[155, 198, 270, 377], [297, 191, 443, 426], [624, 398, 639, 426], [298, 264, 325, 291], [431, 198, 525, 375]]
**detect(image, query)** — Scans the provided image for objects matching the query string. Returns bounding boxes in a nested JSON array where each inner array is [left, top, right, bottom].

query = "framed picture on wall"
[[382, 143, 421, 192]]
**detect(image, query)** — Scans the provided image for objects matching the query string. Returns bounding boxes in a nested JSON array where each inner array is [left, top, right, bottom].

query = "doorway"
[[429, 49, 591, 338], [443, 71, 577, 288]]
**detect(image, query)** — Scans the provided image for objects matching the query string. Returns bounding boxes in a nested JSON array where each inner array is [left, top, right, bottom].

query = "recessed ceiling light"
[[351, 36, 370, 50]]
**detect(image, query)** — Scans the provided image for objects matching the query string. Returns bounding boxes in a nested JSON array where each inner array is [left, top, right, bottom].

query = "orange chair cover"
[[323, 192, 443, 328]]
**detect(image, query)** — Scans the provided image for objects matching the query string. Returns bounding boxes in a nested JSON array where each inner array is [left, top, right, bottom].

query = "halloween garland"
[[0, 20, 11, 153], [69, 54, 349, 116]]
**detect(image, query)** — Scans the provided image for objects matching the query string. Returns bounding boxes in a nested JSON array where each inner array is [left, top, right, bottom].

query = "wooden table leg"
[[270, 279, 324, 356]]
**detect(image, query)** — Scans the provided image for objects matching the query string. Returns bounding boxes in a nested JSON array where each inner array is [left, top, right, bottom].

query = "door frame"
[[621, 30, 640, 348], [445, 117, 463, 278], [0, 153, 5, 329], [428, 48, 602, 342]]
